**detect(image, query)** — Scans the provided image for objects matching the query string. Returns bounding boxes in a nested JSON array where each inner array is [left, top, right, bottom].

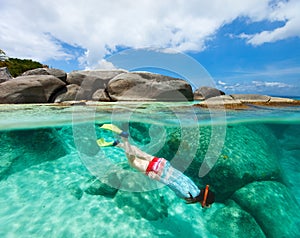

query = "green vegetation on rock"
[[0, 50, 43, 77], [0, 58, 43, 77]]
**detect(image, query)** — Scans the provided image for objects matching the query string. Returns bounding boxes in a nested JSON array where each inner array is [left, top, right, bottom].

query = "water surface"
[[0, 102, 299, 237]]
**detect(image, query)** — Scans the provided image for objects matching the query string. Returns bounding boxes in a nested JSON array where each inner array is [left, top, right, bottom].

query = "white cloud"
[[217, 80, 227, 85], [94, 59, 117, 70], [217, 79, 296, 95], [0, 0, 299, 68], [252, 80, 292, 88], [223, 83, 241, 91], [244, 0, 300, 45]]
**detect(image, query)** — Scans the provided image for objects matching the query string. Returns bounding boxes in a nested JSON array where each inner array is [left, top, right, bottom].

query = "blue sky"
[[1, 0, 300, 96]]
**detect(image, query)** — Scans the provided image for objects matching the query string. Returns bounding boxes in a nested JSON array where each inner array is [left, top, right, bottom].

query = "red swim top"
[[146, 157, 162, 175]]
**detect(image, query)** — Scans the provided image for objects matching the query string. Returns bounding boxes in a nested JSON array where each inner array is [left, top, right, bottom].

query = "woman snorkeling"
[[98, 124, 215, 208]]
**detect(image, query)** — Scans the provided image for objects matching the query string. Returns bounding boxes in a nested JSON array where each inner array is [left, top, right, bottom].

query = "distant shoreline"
[[269, 95, 300, 100]]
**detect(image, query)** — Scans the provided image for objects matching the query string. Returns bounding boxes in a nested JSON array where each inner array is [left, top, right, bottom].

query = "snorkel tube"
[[201, 185, 210, 208]]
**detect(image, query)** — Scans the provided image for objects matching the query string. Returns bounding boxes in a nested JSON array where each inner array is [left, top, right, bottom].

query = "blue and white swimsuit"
[[146, 157, 200, 199]]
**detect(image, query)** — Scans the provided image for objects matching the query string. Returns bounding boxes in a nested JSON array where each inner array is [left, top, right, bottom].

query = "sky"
[[1, 0, 300, 96]]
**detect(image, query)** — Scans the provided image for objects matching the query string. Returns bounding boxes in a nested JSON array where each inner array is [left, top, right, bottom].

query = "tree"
[[0, 49, 8, 61]]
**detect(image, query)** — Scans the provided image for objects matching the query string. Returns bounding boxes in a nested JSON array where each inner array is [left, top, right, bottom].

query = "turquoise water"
[[0, 102, 299, 238]]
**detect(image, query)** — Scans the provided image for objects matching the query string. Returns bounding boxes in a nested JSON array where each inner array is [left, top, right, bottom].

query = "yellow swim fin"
[[100, 124, 123, 134], [100, 124, 129, 138], [97, 138, 119, 147]]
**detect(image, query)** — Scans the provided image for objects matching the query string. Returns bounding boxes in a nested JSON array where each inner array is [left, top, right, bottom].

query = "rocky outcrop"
[[207, 201, 266, 237], [230, 94, 270, 103], [232, 181, 300, 238], [194, 86, 225, 100], [54, 84, 80, 103], [0, 67, 299, 105], [66, 70, 126, 86], [277, 125, 300, 201], [0, 67, 12, 83], [65, 70, 126, 100], [92, 89, 111, 102], [261, 96, 300, 106], [0, 75, 66, 103], [0, 128, 69, 180], [22, 67, 67, 82], [195, 95, 248, 109], [230, 94, 300, 106], [107, 72, 193, 101], [195, 94, 300, 109]]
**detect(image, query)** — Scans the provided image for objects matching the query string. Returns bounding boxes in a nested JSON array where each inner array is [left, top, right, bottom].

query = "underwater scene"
[[0, 102, 299, 238]]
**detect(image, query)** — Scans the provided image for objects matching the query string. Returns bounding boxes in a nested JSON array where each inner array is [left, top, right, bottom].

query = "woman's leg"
[[99, 124, 154, 172], [116, 138, 151, 172], [118, 138, 154, 161]]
